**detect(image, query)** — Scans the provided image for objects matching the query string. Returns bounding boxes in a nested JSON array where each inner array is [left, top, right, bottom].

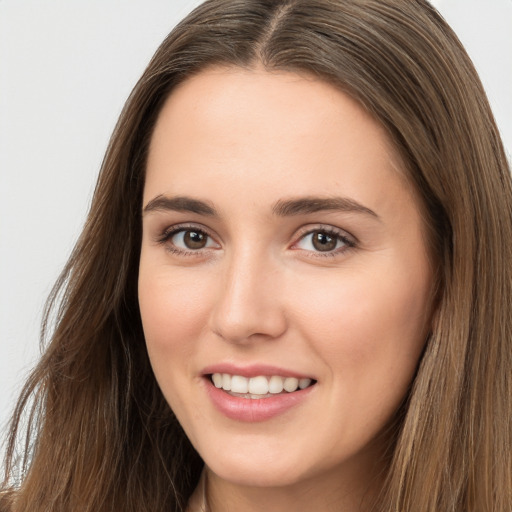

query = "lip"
[[201, 363, 314, 379], [202, 364, 316, 422]]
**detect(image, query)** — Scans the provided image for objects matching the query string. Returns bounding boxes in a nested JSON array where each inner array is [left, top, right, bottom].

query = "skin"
[[139, 66, 434, 512]]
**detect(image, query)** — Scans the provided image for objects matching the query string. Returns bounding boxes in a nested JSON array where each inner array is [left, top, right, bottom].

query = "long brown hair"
[[2, 1, 511, 510]]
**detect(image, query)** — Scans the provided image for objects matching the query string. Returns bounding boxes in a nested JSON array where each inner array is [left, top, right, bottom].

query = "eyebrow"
[[143, 195, 217, 216], [272, 196, 379, 219], [143, 194, 378, 219]]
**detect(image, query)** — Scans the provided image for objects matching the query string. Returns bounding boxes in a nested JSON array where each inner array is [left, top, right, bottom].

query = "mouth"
[[203, 367, 317, 421], [209, 373, 317, 399]]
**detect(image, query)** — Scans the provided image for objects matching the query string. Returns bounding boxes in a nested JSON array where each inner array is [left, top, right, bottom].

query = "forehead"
[[144, 66, 413, 219], [149, 66, 395, 157]]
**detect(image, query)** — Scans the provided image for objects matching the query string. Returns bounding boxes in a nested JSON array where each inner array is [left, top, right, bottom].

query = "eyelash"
[[156, 224, 217, 257], [155, 224, 356, 258], [292, 226, 356, 258]]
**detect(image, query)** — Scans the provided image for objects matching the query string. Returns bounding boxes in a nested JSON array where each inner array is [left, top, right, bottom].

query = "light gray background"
[[1, 0, 511, 434]]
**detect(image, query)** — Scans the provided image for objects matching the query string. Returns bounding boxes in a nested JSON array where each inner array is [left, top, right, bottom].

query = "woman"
[[2, 0, 511, 511]]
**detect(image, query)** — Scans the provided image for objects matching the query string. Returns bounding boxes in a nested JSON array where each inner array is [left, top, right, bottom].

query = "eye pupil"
[[184, 230, 207, 249], [312, 232, 337, 251]]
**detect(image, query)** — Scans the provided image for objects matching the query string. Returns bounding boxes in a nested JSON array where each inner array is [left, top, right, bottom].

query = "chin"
[[207, 458, 309, 488]]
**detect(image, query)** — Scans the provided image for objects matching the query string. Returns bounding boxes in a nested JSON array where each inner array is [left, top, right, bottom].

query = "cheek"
[[138, 267, 217, 425], [291, 262, 431, 390], [138, 268, 213, 371]]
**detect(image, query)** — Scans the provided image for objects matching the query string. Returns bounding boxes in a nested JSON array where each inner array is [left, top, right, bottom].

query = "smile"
[[211, 373, 314, 398]]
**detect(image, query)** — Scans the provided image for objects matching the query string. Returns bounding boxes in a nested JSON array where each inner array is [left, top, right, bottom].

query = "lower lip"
[[204, 378, 315, 422]]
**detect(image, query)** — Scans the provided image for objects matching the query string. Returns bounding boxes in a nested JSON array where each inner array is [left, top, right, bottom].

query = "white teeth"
[[222, 373, 231, 391], [299, 378, 312, 389], [268, 375, 284, 394], [248, 376, 269, 395], [230, 375, 249, 393], [283, 377, 299, 392], [211, 373, 314, 396], [212, 373, 223, 388]]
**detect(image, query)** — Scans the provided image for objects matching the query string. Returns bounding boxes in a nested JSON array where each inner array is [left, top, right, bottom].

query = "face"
[[139, 67, 433, 495]]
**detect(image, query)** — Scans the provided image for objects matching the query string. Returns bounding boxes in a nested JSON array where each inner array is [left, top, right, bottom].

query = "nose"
[[209, 249, 288, 344]]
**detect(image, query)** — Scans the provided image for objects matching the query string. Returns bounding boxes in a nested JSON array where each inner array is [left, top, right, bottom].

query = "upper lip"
[[201, 363, 315, 380]]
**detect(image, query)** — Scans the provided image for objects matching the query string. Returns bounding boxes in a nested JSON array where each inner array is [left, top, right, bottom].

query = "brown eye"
[[294, 228, 352, 254], [167, 228, 217, 251], [311, 231, 337, 251], [183, 230, 207, 249]]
